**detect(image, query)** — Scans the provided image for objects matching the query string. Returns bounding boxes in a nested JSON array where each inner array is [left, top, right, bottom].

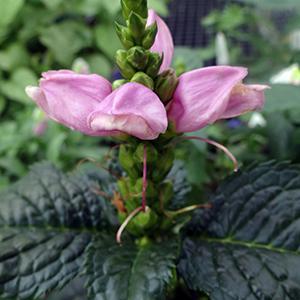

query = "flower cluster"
[[25, 0, 268, 241], [26, 10, 267, 141]]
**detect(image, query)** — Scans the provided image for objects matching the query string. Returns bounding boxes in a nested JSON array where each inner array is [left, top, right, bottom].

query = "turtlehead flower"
[[26, 10, 267, 141], [146, 12, 268, 133], [26, 71, 167, 140]]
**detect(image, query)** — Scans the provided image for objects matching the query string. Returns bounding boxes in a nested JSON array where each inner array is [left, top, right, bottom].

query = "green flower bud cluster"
[[112, 0, 181, 239], [116, 141, 176, 234], [115, 47, 163, 89], [155, 69, 179, 104]]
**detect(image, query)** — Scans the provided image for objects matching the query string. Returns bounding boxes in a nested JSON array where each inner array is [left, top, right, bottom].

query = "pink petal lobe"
[[220, 84, 269, 119], [168, 66, 248, 132], [89, 83, 168, 140], [26, 70, 112, 135], [147, 9, 174, 73]]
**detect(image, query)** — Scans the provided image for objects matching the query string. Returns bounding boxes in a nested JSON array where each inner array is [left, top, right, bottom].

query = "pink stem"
[[142, 144, 148, 211], [182, 136, 239, 172], [116, 206, 144, 244]]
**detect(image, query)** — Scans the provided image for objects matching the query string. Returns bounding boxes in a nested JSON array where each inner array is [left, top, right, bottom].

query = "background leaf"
[[179, 161, 300, 300], [264, 85, 300, 113]]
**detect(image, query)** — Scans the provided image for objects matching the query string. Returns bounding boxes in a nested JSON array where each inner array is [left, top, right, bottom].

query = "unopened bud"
[[131, 72, 154, 90], [121, 0, 148, 20], [142, 22, 158, 49], [134, 178, 157, 198], [112, 79, 127, 90], [115, 22, 135, 49], [145, 52, 163, 78], [155, 69, 179, 103], [127, 46, 148, 70], [115, 50, 136, 80], [126, 206, 158, 235], [127, 12, 146, 41], [153, 147, 175, 182], [159, 181, 174, 207], [119, 144, 139, 179], [133, 143, 158, 164]]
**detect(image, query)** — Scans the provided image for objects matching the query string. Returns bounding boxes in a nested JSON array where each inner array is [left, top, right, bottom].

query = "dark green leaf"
[[0, 163, 117, 299], [167, 161, 192, 210], [85, 235, 179, 300], [179, 161, 300, 300]]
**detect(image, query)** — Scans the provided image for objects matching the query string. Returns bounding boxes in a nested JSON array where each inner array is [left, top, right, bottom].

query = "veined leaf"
[[0, 163, 117, 299], [179, 161, 300, 300], [85, 235, 179, 300]]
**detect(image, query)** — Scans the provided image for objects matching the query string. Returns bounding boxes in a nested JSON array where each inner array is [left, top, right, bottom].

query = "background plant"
[[0, 0, 169, 189]]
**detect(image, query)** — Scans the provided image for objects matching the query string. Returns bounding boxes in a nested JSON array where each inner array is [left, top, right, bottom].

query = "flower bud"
[[155, 69, 179, 104], [131, 72, 154, 90], [121, 0, 148, 20], [133, 143, 158, 164], [119, 144, 139, 179], [127, 12, 146, 41], [134, 178, 157, 198], [145, 52, 163, 78], [115, 49, 136, 80], [115, 22, 135, 49], [121, 206, 158, 235], [142, 22, 158, 49], [127, 46, 149, 70], [117, 178, 130, 203], [153, 147, 175, 182], [112, 79, 128, 90], [159, 181, 174, 207]]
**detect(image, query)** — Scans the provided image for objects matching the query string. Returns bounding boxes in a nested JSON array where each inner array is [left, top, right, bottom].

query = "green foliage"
[[0, 162, 117, 299], [1, 160, 300, 299], [179, 161, 300, 299], [202, 3, 300, 78], [85, 235, 179, 300], [0, 0, 171, 188], [238, 0, 300, 10], [264, 85, 300, 113]]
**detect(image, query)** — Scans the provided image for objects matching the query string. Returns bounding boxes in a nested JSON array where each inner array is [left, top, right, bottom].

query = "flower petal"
[[168, 66, 248, 132], [26, 70, 112, 135], [220, 84, 269, 119], [89, 83, 168, 140], [147, 9, 174, 73]]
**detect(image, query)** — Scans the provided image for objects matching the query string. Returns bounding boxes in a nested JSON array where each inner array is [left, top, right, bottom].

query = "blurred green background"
[[0, 0, 300, 201]]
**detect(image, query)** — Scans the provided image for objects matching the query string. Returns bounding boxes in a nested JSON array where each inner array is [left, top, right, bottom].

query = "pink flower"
[[26, 10, 268, 141], [168, 66, 269, 132], [26, 71, 167, 140], [147, 9, 174, 73], [147, 11, 268, 133]]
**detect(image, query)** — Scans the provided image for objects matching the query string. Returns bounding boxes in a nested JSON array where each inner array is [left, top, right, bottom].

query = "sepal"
[[155, 69, 179, 103], [115, 22, 135, 49], [131, 72, 154, 89], [142, 22, 158, 49]]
